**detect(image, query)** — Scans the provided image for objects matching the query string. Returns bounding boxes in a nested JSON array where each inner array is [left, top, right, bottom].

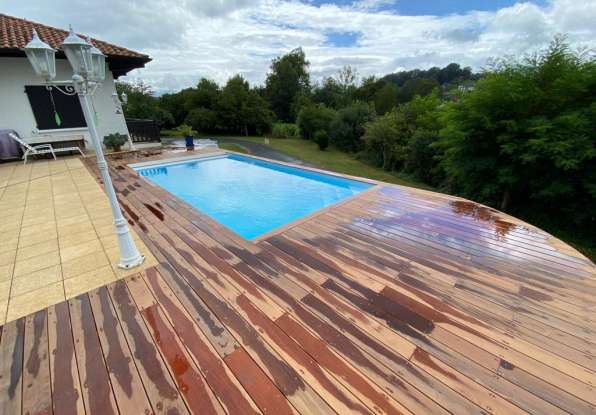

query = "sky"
[[2, 0, 595, 94]]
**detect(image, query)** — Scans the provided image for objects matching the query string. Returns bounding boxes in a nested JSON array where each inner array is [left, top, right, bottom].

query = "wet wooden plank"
[[88, 286, 153, 414], [69, 294, 119, 415], [22, 309, 52, 415], [47, 303, 85, 415], [140, 304, 229, 415], [107, 280, 190, 414], [276, 313, 413, 415], [0, 319, 25, 415], [135, 269, 261, 414], [224, 347, 299, 415], [155, 262, 337, 415]]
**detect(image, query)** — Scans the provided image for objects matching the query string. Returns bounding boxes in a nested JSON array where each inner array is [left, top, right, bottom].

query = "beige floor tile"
[[0, 227, 20, 243], [26, 192, 53, 202], [59, 232, 99, 249], [0, 214, 23, 232], [0, 263, 14, 282], [64, 265, 116, 299], [91, 215, 114, 227], [0, 249, 16, 266], [16, 239, 59, 262], [56, 213, 90, 227], [62, 250, 110, 280], [0, 279, 11, 300], [18, 228, 58, 248], [20, 221, 56, 237], [0, 299, 7, 325], [99, 234, 119, 249], [13, 250, 60, 277], [60, 239, 103, 263], [11, 265, 62, 297], [87, 207, 113, 219], [6, 282, 64, 322], [21, 207, 54, 219], [94, 223, 116, 237], [0, 237, 18, 253], [55, 208, 88, 220], [57, 222, 95, 237], [21, 217, 55, 229]]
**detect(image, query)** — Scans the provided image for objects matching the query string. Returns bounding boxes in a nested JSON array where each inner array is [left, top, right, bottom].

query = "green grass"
[[224, 136, 432, 190], [219, 143, 250, 154]]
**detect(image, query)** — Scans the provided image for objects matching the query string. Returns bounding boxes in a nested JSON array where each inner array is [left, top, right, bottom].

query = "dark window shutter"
[[24, 85, 87, 130]]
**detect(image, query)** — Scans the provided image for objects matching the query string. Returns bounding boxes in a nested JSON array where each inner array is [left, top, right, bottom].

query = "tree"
[[265, 48, 310, 122], [296, 104, 336, 140], [186, 78, 220, 110], [354, 76, 384, 103], [396, 78, 439, 103], [373, 83, 398, 115], [436, 37, 596, 234], [116, 81, 174, 127], [329, 101, 375, 152], [186, 107, 217, 133], [217, 75, 273, 135], [363, 93, 441, 173], [312, 77, 343, 109]]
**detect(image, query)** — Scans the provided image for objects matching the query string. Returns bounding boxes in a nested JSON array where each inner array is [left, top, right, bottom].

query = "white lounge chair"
[[8, 133, 84, 164]]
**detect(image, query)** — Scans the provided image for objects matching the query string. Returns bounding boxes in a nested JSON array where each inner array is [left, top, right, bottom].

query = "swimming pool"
[[134, 154, 373, 239]]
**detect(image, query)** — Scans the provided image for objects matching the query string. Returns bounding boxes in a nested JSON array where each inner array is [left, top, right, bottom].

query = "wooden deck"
[[1, 150, 595, 415]]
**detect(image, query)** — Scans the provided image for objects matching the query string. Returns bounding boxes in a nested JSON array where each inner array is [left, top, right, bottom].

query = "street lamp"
[[23, 26, 145, 269]]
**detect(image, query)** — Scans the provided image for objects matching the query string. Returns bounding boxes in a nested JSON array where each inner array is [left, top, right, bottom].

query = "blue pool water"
[[134, 154, 373, 239]]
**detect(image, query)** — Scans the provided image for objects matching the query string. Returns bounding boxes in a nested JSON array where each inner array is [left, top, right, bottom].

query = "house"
[[0, 13, 151, 150]]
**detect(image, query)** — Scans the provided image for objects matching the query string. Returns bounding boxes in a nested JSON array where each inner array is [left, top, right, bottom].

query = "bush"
[[296, 104, 336, 140], [329, 101, 375, 152], [186, 107, 217, 133], [436, 37, 596, 235], [172, 124, 197, 137], [103, 133, 128, 152], [404, 129, 441, 185], [314, 130, 329, 151], [270, 123, 299, 138]]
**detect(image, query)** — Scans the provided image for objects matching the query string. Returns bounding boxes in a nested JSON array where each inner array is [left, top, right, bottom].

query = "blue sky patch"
[[326, 31, 359, 47]]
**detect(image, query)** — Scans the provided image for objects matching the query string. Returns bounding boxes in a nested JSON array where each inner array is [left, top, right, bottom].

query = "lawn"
[[219, 143, 249, 154], [220, 136, 432, 190]]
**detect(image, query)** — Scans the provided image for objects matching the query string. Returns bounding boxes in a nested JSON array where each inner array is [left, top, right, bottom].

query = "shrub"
[[436, 37, 596, 235], [329, 101, 375, 152], [173, 124, 197, 137], [296, 104, 336, 140], [270, 123, 299, 138], [404, 129, 442, 185], [314, 130, 329, 151], [103, 133, 128, 152], [186, 107, 217, 133]]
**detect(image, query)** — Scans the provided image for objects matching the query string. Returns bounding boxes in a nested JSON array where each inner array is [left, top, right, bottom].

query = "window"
[[24, 85, 87, 130]]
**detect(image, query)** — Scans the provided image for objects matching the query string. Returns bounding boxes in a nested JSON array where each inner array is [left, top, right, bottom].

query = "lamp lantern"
[[60, 26, 92, 78], [23, 29, 56, 80], [86, 36, 106, 82]]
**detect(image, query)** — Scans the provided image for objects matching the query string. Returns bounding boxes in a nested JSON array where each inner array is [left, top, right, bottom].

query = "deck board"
[[0, 150, 595, 415]]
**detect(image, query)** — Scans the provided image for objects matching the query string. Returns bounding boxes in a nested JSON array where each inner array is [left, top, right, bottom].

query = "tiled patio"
[[0, 156, 156, 324]]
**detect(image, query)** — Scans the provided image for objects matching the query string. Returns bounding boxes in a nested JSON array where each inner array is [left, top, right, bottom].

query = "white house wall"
[[0, 57, 130, 148]]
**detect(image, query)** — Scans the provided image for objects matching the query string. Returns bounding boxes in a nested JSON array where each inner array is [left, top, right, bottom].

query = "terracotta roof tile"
[[0, 13, 149, 60]]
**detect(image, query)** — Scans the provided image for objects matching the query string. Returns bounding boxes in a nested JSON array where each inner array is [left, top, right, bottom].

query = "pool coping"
[[125, 149, 382, 242]]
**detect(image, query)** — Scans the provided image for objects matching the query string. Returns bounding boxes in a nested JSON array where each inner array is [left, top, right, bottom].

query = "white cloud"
[[2, 0, 595, 93]]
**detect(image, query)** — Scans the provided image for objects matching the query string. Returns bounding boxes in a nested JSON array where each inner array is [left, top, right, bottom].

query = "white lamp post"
[[24, 26, 145, 269]]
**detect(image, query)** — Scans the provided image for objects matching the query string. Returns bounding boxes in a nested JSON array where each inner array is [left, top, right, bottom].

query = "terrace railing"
[[125, 118, 160, 143]]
